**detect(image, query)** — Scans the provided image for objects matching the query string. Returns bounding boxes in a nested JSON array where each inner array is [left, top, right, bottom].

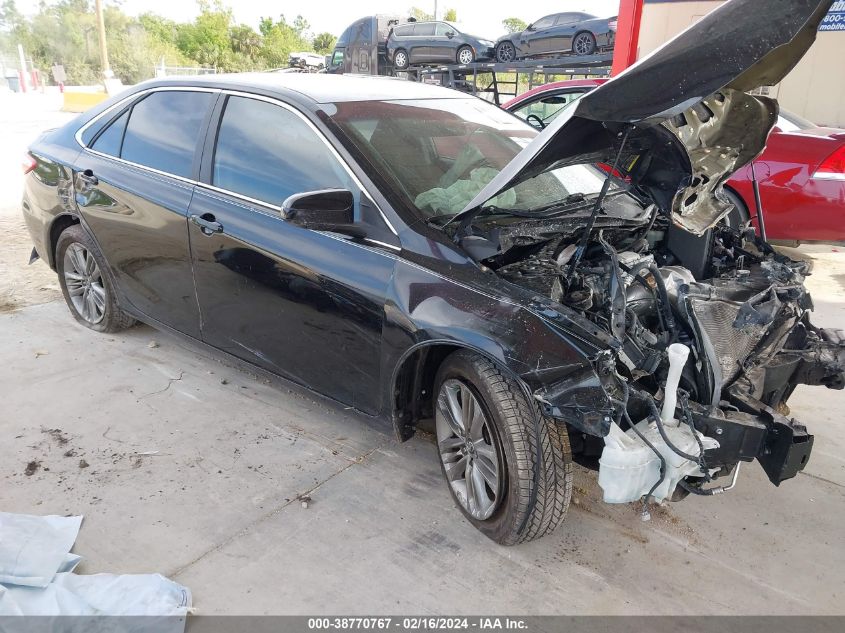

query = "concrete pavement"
[[1, 297, 843, 614]]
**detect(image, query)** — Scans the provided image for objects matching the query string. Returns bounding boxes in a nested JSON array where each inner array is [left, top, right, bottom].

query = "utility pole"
[[17, 43, 27, 92], [433, 0, 438, 21], [94, 0, 110, 78]]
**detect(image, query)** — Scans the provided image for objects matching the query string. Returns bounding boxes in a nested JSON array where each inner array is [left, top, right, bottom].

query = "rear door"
[[74, 88, 217, 338], [187, 93, 397, 413], [547, 13, 581, 54]]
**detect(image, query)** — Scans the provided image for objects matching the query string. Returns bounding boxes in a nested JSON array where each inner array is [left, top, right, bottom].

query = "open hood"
[[455, 0, 834, 236]]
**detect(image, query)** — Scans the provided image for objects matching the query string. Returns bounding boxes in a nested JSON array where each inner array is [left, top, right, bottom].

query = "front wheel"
[[56, 224, 135, 333], [496, 41, 516, 63], [457, 46, 475, 65], [434, 350, 572, 545], [393, 49, 409, 70]]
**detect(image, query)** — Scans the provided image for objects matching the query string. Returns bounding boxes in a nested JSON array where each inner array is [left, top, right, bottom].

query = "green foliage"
[[0, 0, 323, 84], [443, 8, 457, 22], [312, 32, 336, 55], [502, 17, 528, 34], [408, 7, 434, 22], [257, 14, 311, 68]]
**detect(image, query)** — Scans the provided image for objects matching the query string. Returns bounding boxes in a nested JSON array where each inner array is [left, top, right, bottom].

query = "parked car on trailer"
[[504, 79, 845, 244], [21, 0, 844, 545], [386, 21, 495, 69], [289, 52, 326, 71], [494, 12, 616, 62]]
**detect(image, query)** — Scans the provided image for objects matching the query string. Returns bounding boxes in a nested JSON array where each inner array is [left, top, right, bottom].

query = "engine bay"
[[481, 204, 845, 505]]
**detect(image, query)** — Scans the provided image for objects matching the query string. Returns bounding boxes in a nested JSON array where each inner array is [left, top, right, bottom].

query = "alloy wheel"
[[497, 42, 515, 63], [63, 243, 106, 324], [458, 48, 474, 64], [435, 379, 501, 520], [395, 51, 408, 69], [573, 32, 595, 56]]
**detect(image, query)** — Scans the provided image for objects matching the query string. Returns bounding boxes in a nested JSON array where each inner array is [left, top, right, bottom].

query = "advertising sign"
[[820, 0, 845, 31]]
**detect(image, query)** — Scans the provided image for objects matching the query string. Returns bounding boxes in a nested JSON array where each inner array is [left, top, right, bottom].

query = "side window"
[[121, 91, 213, 179], [212, 96, 350, 206], [414, 23, 435, 36], [393, 25, 413, 36], [331, 50, 344, 66], [533, 16, 555, 30], [435, 23, 452, 36], [91, 109, 129, 157]]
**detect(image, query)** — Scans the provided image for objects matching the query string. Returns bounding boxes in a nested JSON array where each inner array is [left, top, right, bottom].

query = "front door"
[[521, 15, 557, 56], [187, 94, 397, 413], [74, 89, 216, 337]]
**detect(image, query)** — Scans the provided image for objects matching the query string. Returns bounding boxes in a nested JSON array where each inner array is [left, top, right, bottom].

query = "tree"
[[502, 17, 527, 33], [409, 7, 433, 21], [257, 15, 312, 68], [312, 32, 336, 54], [443, 8, 457, 22], [230, 24, 261, 58]]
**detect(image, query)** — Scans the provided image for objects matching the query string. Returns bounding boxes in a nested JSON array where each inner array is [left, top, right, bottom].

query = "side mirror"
[[281, 189, 363, 236], [446, 31, 455, 38]]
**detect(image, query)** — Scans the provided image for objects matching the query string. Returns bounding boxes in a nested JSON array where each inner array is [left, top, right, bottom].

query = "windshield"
[[326, 97, 612, 220]]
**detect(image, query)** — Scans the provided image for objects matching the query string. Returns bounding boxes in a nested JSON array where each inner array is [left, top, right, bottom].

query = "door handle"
[[190, 213, 224, 236], [79, 169, 98, 186]]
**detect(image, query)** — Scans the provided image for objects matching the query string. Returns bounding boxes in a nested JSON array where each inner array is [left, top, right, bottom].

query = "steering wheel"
[[525, 114, 546, 130]]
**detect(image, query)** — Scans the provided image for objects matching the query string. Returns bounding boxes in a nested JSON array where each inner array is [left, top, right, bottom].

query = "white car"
[[288, 52, 326, 70]]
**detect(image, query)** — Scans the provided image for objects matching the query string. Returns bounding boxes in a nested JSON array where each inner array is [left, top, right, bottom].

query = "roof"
[[143, 72, 466, 104]]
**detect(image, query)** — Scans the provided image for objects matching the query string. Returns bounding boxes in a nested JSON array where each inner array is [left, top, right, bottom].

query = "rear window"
[[120, 91, 213, 178], [91, 109, 129, 157]]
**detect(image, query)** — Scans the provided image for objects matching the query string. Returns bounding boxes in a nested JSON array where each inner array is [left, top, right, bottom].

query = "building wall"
[[637, 1, 845, 127]]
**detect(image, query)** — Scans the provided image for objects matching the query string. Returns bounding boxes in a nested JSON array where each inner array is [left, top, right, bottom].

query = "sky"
[[108, 0, 622, 40]]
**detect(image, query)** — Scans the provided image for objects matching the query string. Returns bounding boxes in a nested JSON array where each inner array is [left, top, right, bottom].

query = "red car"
[[503, 79, 845, 244]]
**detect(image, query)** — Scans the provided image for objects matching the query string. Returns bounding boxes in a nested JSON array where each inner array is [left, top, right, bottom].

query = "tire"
[[572, 31, 597, 56], [433, 350, 572, 545], [457, 46, 475, 65], [56, 224, 135, 333], [496, 41, 516, 63], [393, 49, 409, 70], [721, 188, 751, 230]]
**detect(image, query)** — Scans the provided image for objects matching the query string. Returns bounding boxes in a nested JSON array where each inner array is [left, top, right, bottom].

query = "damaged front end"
[[445, 0, 841, 506], [498, 218, 845, 504]]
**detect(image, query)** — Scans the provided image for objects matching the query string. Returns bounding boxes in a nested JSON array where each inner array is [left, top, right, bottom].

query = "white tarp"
[[0, 512, 191, 626]]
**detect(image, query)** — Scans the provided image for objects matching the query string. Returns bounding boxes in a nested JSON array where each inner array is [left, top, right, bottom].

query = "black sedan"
[[20, 0, 844, 545], [495, 12, 616, 62], [386, 21, 495, 68]]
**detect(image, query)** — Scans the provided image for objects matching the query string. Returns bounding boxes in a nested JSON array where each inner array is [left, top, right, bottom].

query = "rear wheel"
[[457, 46, 475, 65], [434, 350, 572, 545], [572, 32, 597, 56], [56, 224, 135, 333], [393, 49, 409, 70], [496, 41, 516, 63]]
